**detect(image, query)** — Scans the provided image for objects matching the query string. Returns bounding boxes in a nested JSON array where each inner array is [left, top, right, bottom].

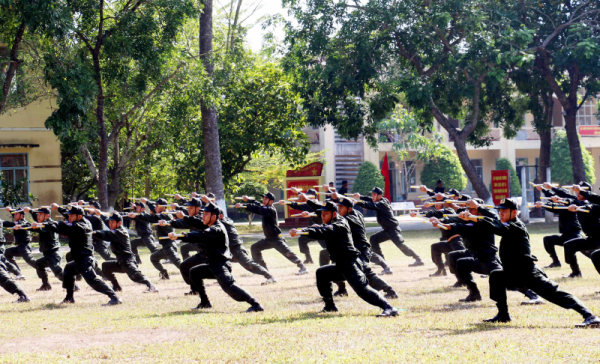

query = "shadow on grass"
[[140, 309, 214, 319], [237, 310, 365, 326], [407, 286, 463, 296], [414, 302, 482, 313], [434, 323, 549, 336]]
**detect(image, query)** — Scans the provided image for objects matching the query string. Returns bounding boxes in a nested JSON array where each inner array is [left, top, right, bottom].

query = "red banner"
[[491, 170, 510, 206], [579, 125, 600, 136], [286, 180, 320, 215], [286, 162, 324, 177], [381, 153, 391, 201]]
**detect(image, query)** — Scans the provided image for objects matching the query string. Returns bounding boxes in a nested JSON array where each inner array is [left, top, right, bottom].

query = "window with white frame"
[[576, 98, 598, 126]]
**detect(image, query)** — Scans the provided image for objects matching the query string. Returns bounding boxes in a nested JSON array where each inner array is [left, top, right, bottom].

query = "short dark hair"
[[342, 180, 348, 184]]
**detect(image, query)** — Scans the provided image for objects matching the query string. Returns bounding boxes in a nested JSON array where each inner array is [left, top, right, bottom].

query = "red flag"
[[381, 153, 392, 201]]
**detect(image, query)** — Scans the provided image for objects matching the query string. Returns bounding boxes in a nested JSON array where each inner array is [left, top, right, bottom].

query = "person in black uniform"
[[23, 207, 64, 290], [353, 187, 423, 268], [216, 202, 276, 285], [2, 207, 36, 279], [280, 188, 327, 265], [171, 202, 264, 312], [534, 183, 583, 268], [159, 197, 207, 295], [92, 212, 158, 293], [455, 198, 599, 327], [0, 249, 30, 302], [290, 201, 399, 316], [412, 193, 464, 277], [239, 192, 308, 275], [0, 215, 21, 278], [331, 193, 399, 299], [137, 197, 182, 280], [122, 200, 135, 230], [338, 180, 349, 196], [447, 188, 471, 201], [436, 199, 543, 305], [82, 201, 114, 262], [126, 201, 160, 264], [48, 204, 122, 305], [434, 180, 445, 194], [171, 192, 215, 259]]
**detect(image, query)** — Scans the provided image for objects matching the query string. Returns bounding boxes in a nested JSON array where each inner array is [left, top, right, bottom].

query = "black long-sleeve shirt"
[[170, 215, 207, 231], [290, 201, 322, 225], [137, 212, 174, 239], [477, 216, 536, 270], [421, 207, 456, 240], [2, 219, 32, 246], [562, 197, 600, 238], [449, 207, 498, 259], [357, 196, 399, 231], [179, 221, 231, 265], [220, 217, 242, 247], [29, 219, 61, 253], [124, 214, 153, 238], [94, 227, 134, 260], [245, 201, 282, 240], [343, 209, 371, 254], [45, 219, 94, 260], [538, 191, 582, 236], [304, 216, 360, 265]]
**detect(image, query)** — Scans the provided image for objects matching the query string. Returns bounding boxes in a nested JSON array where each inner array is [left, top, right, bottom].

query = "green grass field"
[[1, 223, 599, 363]]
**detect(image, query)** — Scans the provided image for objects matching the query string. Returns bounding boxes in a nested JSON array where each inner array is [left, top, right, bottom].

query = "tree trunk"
[[92, 52, 109, 211], [200, 0, 227, 212], [453, 136, 491, 202], [538, 129, 551, 183], [107, 136, 121, 208], [563, 110, 586, 183], [0, 22, 26, 115]]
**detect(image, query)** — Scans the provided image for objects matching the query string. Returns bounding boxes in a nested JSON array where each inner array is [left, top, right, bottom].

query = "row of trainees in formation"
[[0, 183, 599, 327]]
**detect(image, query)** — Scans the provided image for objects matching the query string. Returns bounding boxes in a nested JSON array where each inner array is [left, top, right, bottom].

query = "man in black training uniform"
[[23, 207, 64, 291], [435, 199, 543, 305], [3, 207, 36, 279], [434, 180, 445, 194], [137, 197, 182, 280], [559, 183, 600, 278], [290, 201, 398, 317], [454, 198, 599, 327], [0, 214, 21, 278], [160, 197, 207, 295], [238, 192, 308, 275], [353, 187, 423, 270], [331, 193, 399, 299], [0, 248, 30, 302], [170, 202, 264, 312], [533, 183, 583, 269], [92, 211, 158, 293], [48, 204, 122, 305], [412, 193, 464, 277], [280, 187, 327, 265], [338, 180, 349, 196], [125, 201, 160, 264], [83, 201, 114, 262], [215, 198, 276, 285], [171, 192, 215, 259]]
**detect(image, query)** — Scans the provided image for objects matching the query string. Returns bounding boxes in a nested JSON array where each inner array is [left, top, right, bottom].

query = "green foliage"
[[352, 162, 385, 196], [420, 146, 467, 191], [235, 182, 268, 201], [495, 158, 522, 197], [0, 175, 37, 208], [550, 130, 596, 185]]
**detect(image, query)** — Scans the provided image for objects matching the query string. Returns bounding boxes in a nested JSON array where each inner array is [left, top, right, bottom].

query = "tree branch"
[[80, 143, 99, 182]]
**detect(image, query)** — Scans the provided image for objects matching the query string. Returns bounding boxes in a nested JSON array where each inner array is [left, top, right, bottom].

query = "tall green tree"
[[550, 130, 596, 185], [352, 161, 385, 196], [508, 0, 600, 182], [283, 0, 527, 201], [420, 145, 467, 192], [43, 0, 197, 210]]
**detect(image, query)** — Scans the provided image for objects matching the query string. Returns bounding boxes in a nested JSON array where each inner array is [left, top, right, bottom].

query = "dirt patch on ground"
[[0, 328, 189, 354]]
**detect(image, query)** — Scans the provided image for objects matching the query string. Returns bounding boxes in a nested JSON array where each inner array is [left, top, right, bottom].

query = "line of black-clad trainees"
[[0, 183, 599, 327]]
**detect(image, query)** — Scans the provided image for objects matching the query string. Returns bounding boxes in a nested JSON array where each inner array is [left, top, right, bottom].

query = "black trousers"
[[180, 243, 201, 260], [63, 256, 116, 298], [102, 258, 152, 288], [189, 261, 256, 304], [335, 252, 394, 293], [150, 245, 183, 274], [316, 259, 391, 310], [370, 228, 420, 260], [35, 250, 63, 283], [431, 237, 465, 270], [250, 238, 302, 269], [455, 254, 503, 292], [543, 233, 581, 263], [0, 247, 20, 276], [93, 240, 114, 261], [131, 236, 160, 263], [563, 236, 600, 273], [180, 254, 208, 289], [4, 244, 36, 272], [489, 265, 592, 317], [230, 244, 272, 278], [591, 249, 600, 275], [0, 258, 22, 295], [298, 235, 327, 259]]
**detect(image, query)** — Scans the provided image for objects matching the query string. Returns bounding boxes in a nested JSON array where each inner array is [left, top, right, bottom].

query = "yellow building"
[[307, 97, 600, 203], [0, 98, 62, 219]]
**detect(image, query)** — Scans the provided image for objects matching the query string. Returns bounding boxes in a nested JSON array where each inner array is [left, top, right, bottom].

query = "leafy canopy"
[[420, 145, 467, 191], [550, 130, 596, 185], [353, 161, 385, 196]]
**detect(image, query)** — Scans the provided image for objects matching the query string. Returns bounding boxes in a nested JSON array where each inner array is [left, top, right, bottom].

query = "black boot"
[[452, 281, 465, 288], [303, 256, 314, 265], [459, 290, 482, 302], [333, 289, 348, 297], [76, 274, 82, 281], [194, 301, 213, 309], [36, 281, 52, 291], [565, 271, 582, 278], [377, 307, 399, 317], [112, 281, 123, 292], [15, 290, 30, 303], [575, 315, 600, 328], [483, 311, 511, 323], [103, 295, 123, 306], [246, 300, 264, 312], [160, 271, 170, 280], [544, 258, 561, 268], [321, 298, 338, 312], [429, 268, 447, 277], [384, 289, 399, 299]]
